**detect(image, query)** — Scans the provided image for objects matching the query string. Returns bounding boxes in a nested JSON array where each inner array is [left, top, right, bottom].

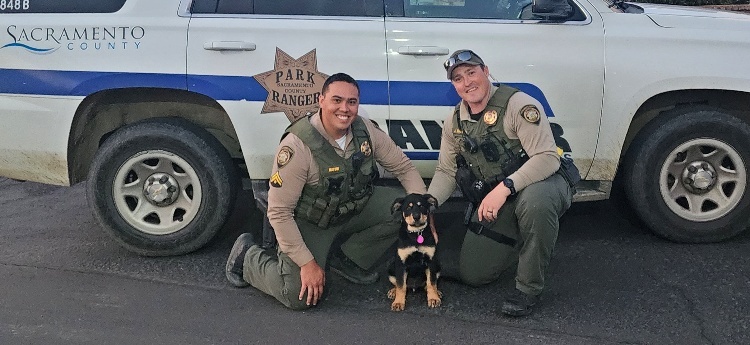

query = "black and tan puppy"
[[387, 193, 441, 311]]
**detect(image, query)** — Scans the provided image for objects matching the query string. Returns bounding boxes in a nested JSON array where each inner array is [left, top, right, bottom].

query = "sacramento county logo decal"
[[253, 48, 329, 122]]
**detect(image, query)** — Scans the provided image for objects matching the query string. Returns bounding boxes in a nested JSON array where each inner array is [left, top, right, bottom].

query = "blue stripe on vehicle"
[[405, 151, 439, 161], [386, 80, 554, 117], [0, 68, 554, 116], [0, 69, 186, 95], [186, 75, 393, 105], [187, 74, 266, 101]]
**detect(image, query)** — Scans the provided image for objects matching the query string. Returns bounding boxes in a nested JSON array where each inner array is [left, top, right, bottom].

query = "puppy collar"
[[407, 223, 427, 232]]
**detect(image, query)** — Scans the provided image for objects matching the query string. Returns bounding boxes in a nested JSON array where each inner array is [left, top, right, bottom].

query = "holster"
[[557, 156, 581, 188], [456, 155, 493, 204]]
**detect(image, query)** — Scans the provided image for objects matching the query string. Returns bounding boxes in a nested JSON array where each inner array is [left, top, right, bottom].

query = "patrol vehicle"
[[2, 0, 750, 255]]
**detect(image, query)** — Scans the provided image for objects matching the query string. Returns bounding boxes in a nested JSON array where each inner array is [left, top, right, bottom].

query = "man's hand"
[[478, 184, 512, 222], [299, 260, 325, 306]]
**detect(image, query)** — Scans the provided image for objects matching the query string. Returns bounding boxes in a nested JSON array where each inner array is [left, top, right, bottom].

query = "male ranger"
[[226, 73, 426, 310], [428, 50, 573, 316]]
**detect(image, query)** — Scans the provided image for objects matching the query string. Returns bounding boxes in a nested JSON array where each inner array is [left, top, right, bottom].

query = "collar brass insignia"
[[254, 48, 330, 123]]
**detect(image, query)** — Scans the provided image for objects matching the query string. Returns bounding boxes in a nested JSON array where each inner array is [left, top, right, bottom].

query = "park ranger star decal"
[[254, 48, 330, 122]]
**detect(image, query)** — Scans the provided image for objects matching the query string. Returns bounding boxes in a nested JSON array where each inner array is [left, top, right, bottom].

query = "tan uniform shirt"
[[267, 112, 427, 267], [428, 87, 560, 205]]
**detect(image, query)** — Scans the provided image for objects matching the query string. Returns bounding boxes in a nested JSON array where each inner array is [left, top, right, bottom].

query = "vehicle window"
[[193, 0, 384, 16], [384, 0, 405, 16], [217, 0, 254, 14], [191, 0, 219, 14], [0, 0, 127, 13], [403, 0, 537, 20]]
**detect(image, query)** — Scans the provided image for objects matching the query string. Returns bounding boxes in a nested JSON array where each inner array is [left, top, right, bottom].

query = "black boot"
[[328, 249, 379, 285], [225, 233, 254, 288], [501, 289, 539, 317]]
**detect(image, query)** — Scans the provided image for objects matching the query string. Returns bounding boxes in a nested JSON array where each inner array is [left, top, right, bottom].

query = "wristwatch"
[[503, 178, 517, 196]]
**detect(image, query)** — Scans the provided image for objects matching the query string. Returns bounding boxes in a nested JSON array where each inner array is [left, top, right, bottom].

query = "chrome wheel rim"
[[113, 150, 202, 235], [659, 138, 746, 222]]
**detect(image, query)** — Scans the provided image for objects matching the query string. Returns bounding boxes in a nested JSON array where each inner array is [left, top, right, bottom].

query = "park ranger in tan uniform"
[[225, 73, 426, 310], [428, 50, 573, 317]]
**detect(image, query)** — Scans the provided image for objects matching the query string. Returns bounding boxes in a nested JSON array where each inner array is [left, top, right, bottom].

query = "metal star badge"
[[483, 110, 498, 126], [360, 140, 372, 157]]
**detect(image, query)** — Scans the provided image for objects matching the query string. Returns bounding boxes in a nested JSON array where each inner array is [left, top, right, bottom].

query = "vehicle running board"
[[572, 180, 611, 202]]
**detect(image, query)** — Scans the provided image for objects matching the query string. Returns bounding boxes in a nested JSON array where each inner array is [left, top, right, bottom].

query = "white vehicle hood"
[[629, 3, 750, 28]]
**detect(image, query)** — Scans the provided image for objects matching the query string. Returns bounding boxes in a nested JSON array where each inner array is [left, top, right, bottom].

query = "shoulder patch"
[[270, 171, 283, 188], [276, 146, 294, 168], [521, 105, 541, 124]]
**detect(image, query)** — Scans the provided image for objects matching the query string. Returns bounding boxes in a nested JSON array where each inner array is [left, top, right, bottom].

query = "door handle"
[[203, 41, 257, 51], [396, 46, 450, 56]]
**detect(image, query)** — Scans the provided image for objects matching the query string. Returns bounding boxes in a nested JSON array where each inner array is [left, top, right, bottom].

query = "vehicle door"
[[383, 0, 604, 177], [186, 0, 389, 179]]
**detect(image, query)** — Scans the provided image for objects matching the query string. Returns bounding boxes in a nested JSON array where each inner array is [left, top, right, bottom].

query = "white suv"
[[1, 0, 749, 255]]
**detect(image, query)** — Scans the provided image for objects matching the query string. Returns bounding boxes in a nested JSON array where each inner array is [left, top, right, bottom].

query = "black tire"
[[624, 106, 750, 243], [86, 117, 238, 256]]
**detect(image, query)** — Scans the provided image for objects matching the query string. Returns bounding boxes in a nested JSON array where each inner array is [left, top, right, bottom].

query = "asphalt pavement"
[[0, 177, 748, 344]]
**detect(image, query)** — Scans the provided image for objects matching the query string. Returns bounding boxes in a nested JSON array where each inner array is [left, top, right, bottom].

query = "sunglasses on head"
[[444, 51, 478, 70]]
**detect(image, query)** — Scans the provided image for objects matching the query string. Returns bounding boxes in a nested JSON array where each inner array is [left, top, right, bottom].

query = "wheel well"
[[67, 88, 242, 185], [619, 89, 750, 166]]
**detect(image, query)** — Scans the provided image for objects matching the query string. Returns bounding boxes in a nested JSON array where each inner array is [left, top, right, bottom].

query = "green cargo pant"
[[241, 186, 405, 310], [458, 173, 572, 296]]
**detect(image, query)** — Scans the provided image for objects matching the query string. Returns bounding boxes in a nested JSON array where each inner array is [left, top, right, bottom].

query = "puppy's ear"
[[391, 197, 404, 214], [425, 194, 438, 212]]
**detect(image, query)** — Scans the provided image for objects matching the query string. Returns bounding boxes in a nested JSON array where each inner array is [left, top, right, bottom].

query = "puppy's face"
[[392, 194, 438, 231]]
